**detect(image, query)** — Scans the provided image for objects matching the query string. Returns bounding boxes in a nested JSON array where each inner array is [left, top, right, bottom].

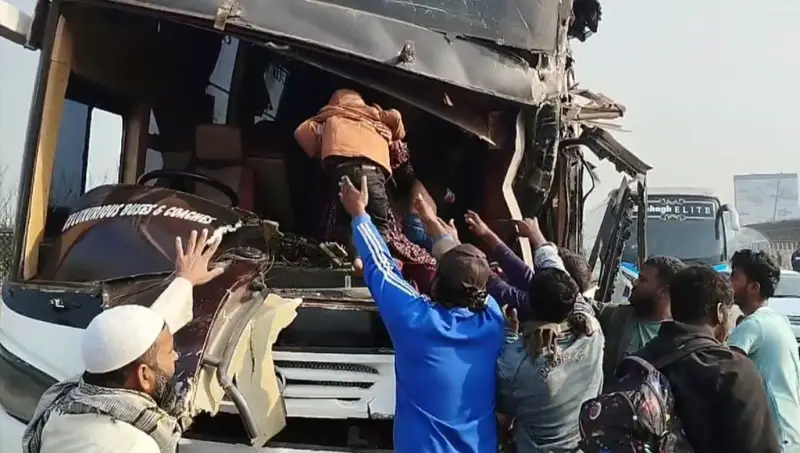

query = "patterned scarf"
[[22, 377, 182, 453]]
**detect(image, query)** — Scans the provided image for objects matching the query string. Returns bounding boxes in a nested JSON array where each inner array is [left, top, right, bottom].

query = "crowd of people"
[[19, 89, 800, 453], [19, 189, 800, 453], [337, 174, 800, 453]]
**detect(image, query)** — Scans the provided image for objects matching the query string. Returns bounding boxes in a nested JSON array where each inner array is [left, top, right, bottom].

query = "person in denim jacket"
[[463, 213, 604, 453]]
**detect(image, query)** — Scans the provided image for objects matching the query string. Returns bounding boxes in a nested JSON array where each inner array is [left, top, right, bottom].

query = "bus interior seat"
[[246, 154, 296, 231], [192, 124, 256, 212]]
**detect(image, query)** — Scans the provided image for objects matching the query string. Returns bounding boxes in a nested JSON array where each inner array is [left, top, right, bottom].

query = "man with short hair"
[[338, 176, 505, 453], [460, 211, 603, 453], [728, 249, 800, 452], [596, 255, 685, 383], [635, 265, 780, 453], [23, 229, 224, 453], [791, 245, 800, 272]]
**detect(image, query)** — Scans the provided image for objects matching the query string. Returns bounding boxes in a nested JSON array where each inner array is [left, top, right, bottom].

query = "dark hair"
[[434, 277, 488, 313], [731, 249, 781, 298], [529, 267, 580, 323], [644, 255, 686, 287], [669, 265, 733, 324], [558, 248, 591, 293], [82, 339, 159, 388]]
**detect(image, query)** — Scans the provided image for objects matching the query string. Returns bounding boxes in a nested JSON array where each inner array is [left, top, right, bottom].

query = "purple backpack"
[[578, 340, 715, 452]]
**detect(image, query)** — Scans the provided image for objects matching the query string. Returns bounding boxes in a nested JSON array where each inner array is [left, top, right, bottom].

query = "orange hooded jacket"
[[294, 89, 406, 174]]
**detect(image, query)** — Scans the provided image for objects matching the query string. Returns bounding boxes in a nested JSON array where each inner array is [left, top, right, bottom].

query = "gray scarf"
[[22, 377, 182, 453]]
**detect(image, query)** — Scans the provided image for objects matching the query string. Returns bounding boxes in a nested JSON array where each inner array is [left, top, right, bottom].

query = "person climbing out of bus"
[[462, 212, 602, 453], [298, 89, 437, 293], [22, 229, 224, 453], [594, 256, 685, 385], [338, 175, 505, 453], [728, 249, 800, 452], [633, 265, 780, 453]]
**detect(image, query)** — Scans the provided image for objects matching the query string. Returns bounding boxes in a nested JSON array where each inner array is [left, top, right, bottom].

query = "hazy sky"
[[2, 0, 800, 213]]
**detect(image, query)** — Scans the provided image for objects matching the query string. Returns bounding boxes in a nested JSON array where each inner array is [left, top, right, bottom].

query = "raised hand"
[[505, 306, 519, 334], [512, 217, 546, 247], [439, 218, 459, 242], [513, 218, 540, 239], [339, 175, 369, 218], [175, 229, 224, 286], [413, 194, 437, 224], [464, 210, 492, 238]]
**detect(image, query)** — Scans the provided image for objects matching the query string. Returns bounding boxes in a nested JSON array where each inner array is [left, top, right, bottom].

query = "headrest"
[[195, 124, 242, 161]]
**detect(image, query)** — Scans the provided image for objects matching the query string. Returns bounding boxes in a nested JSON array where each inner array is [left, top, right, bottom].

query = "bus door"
[[589, 177, 646, 302]]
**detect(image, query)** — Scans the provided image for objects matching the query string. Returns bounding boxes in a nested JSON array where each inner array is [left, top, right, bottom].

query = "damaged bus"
[[0, 0, 649, 451]]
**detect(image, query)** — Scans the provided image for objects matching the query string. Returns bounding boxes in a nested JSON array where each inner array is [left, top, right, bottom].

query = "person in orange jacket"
[[296, 89, 437, 292]]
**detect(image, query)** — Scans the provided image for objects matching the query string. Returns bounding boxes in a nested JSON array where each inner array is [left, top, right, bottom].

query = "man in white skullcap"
[[22, 229, 224, 453]]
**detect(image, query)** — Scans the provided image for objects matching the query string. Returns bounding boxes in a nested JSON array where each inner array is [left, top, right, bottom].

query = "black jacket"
[[636, 321, 780, 453], [792, 249, 800, 272]]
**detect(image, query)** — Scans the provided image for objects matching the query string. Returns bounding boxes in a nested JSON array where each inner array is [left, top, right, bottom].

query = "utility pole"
[[772, 174, 783, 222]]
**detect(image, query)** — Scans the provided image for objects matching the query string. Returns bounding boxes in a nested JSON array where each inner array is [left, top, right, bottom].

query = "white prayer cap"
[[82, 305, 166, 374]]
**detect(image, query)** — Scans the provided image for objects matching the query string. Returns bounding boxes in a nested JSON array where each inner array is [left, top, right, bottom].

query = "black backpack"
[[578, 339, 716, 453]]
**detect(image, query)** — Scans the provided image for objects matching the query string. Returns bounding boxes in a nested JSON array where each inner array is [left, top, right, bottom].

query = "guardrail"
[[0, 228, 12, 278]]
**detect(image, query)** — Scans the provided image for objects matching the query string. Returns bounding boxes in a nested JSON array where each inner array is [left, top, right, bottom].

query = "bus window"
[[206, 37, 239, 124], [49, 101, 123, 210], [143, 110, 163, 175], [84, 108, 123, 192], [50, 100, 91, 208]]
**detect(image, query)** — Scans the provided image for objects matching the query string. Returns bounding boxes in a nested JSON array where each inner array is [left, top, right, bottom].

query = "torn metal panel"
[[92, 0, 560, 51], [560, 87, 651, 179], [578, 126, 652, 179], [195, 291, 301, 444], [77, 0, 560, 104], [566, 88, 627, 122], [0, 0, 32, 46], [237, 295, 302, 444], [281, 50, 503, 144]]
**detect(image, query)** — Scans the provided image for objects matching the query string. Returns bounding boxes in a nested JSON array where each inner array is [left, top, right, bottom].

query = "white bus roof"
[[646, 187, 719, 197], [607, 186, 720, 199]]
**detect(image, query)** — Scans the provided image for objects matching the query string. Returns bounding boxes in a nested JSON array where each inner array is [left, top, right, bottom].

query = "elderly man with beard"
[[595, 256, 685, 384], [22, 229, 224, 453]]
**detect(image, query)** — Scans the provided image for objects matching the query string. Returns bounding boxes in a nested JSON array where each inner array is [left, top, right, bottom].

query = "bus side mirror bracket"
[[720, 204, 741, 231]]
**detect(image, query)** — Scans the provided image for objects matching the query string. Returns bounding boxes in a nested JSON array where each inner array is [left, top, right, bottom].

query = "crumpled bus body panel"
[[66, 0, 563, 104]]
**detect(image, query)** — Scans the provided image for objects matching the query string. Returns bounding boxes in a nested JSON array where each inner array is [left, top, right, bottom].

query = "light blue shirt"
[[496, 244, 605, 453], [728, 306, 800, 452]]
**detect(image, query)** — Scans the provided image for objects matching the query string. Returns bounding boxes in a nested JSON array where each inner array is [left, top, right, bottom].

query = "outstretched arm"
[[465, 211, 534, 290], [352, 214, 429, 330]]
